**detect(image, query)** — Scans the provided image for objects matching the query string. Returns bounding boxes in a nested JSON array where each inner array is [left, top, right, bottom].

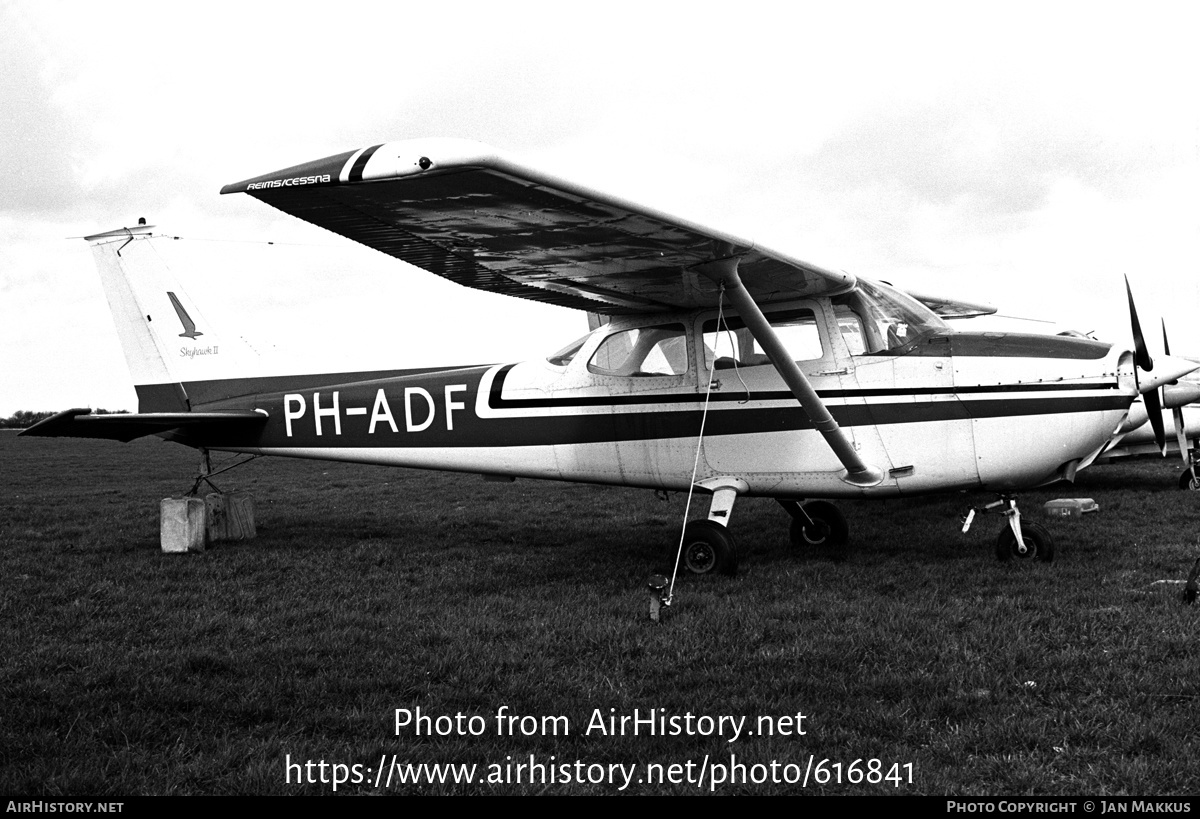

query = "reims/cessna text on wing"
[[24, 138, 1200, 573]]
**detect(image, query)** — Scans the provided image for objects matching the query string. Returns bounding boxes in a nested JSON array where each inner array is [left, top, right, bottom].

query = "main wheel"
[[680, 520, 738, 576], [1179, 466, 1199, 491], [996, 521, 1054, 562], [788, 501, 849, 548]]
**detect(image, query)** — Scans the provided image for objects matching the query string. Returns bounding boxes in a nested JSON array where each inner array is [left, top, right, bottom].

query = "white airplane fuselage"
[[181, 297, 1138, 500]]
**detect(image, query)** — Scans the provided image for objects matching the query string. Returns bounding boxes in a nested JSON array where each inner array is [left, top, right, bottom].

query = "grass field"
[[2, 431, 1198, 795]]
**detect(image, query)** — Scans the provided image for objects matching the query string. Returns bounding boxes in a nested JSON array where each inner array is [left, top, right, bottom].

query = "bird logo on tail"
[[167, 292, 203, 339]]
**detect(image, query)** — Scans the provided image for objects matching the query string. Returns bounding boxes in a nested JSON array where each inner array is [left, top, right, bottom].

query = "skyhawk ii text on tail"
[[23, 139, 1199, 572]]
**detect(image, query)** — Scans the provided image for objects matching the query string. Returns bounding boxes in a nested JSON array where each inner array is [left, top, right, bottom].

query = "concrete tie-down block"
[[160, 497, 206, 553], [161, 493, 257, 553], [205, 492, 256, 543]]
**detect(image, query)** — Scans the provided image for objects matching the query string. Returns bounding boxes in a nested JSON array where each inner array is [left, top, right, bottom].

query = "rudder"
[[86, 224, 253, 412]]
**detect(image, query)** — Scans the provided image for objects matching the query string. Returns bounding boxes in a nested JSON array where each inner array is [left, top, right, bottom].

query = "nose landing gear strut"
[[962, 495, 1054, 563]]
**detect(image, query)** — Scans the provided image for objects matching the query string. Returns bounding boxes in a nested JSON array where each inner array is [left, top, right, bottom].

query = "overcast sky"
[[2, 0, 1197, 417]]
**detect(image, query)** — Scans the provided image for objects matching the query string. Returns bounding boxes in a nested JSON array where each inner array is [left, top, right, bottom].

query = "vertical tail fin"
[[86, 224, 253, 412]]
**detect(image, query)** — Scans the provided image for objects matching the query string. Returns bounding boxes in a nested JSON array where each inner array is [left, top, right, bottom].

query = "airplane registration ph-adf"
[[23, 138, 1200, 573]]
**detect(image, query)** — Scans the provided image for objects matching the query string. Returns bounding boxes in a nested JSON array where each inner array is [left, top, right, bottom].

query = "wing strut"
[[695, 256, 884, 488]]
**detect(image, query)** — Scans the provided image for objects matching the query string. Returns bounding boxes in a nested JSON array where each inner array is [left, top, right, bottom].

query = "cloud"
[[3, 1, 1199, 416], [0, 11, 91, 216], [799, 96, 1153, 222]]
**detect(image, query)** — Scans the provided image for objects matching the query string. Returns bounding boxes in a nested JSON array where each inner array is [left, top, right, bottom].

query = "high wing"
[[220, 138, 855, 315]]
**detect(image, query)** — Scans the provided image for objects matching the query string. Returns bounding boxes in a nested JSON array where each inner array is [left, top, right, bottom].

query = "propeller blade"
[[1163, 320, 1190, 464], [1174, 405, 1189, 465], [1146, 386, 1167, 455], [1125, 276, 1153, 373]]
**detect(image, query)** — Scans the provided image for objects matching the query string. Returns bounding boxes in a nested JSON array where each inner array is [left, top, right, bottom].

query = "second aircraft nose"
[[1137, 354, 1200, 394]]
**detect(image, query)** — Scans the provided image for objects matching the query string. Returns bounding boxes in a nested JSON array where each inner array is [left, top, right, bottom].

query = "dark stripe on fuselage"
[[174, 360, 1130, 450], [486, 364, 1121, 410], [187, 394, 1130, 450], [145, 330, 1130, 449], [136, 365, 482, 412]]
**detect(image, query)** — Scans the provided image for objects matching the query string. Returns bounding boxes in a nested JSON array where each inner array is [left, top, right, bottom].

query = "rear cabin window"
[[701, 308, 824, 369], [587, 324, 689, 377]]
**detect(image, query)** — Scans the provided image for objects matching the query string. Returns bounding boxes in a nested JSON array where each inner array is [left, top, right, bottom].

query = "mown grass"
[[2, 433, 1198, 795]]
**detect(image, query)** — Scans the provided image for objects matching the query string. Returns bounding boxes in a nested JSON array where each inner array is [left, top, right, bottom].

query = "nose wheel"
[[996, 520, 1054, 562], [964, 495, 1055, 563]]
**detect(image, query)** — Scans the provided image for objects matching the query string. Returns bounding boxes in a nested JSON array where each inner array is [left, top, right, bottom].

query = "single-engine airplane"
[[23, 138, 1200, 572]]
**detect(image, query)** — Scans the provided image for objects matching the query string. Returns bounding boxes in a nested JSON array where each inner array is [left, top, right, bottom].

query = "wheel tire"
[[1179, 467, 1199, 491], [788, 501, 849, 548], [996, 521, 1054, 563], [680, 520, 738, 576]]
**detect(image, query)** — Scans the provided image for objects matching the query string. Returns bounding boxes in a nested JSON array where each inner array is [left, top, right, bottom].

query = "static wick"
[[648, 574, 669, 622]]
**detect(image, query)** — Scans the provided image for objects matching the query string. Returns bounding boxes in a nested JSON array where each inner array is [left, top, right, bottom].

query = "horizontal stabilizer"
[[19, 408, 267, 443]]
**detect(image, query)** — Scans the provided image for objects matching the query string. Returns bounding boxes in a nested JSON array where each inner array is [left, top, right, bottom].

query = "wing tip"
[[220, 138, 504, 195], [220, 147, 359, 195]]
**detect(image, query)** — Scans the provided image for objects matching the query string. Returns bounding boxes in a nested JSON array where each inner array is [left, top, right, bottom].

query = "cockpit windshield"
[[832, 279, 947, 355]]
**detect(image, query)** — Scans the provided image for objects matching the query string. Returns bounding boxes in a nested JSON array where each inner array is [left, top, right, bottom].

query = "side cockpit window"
[[835, 310, 867, 355], [701, 308, 823, 369], [587, 323, 689, 377]]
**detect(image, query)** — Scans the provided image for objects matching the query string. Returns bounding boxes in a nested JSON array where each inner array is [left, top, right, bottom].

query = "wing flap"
[[19, 408, 267, 443], [221, 139, 855, 315]]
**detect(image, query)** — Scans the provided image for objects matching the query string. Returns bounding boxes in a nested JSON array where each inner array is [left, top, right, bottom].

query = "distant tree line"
[[0, 409, 128, 429]]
